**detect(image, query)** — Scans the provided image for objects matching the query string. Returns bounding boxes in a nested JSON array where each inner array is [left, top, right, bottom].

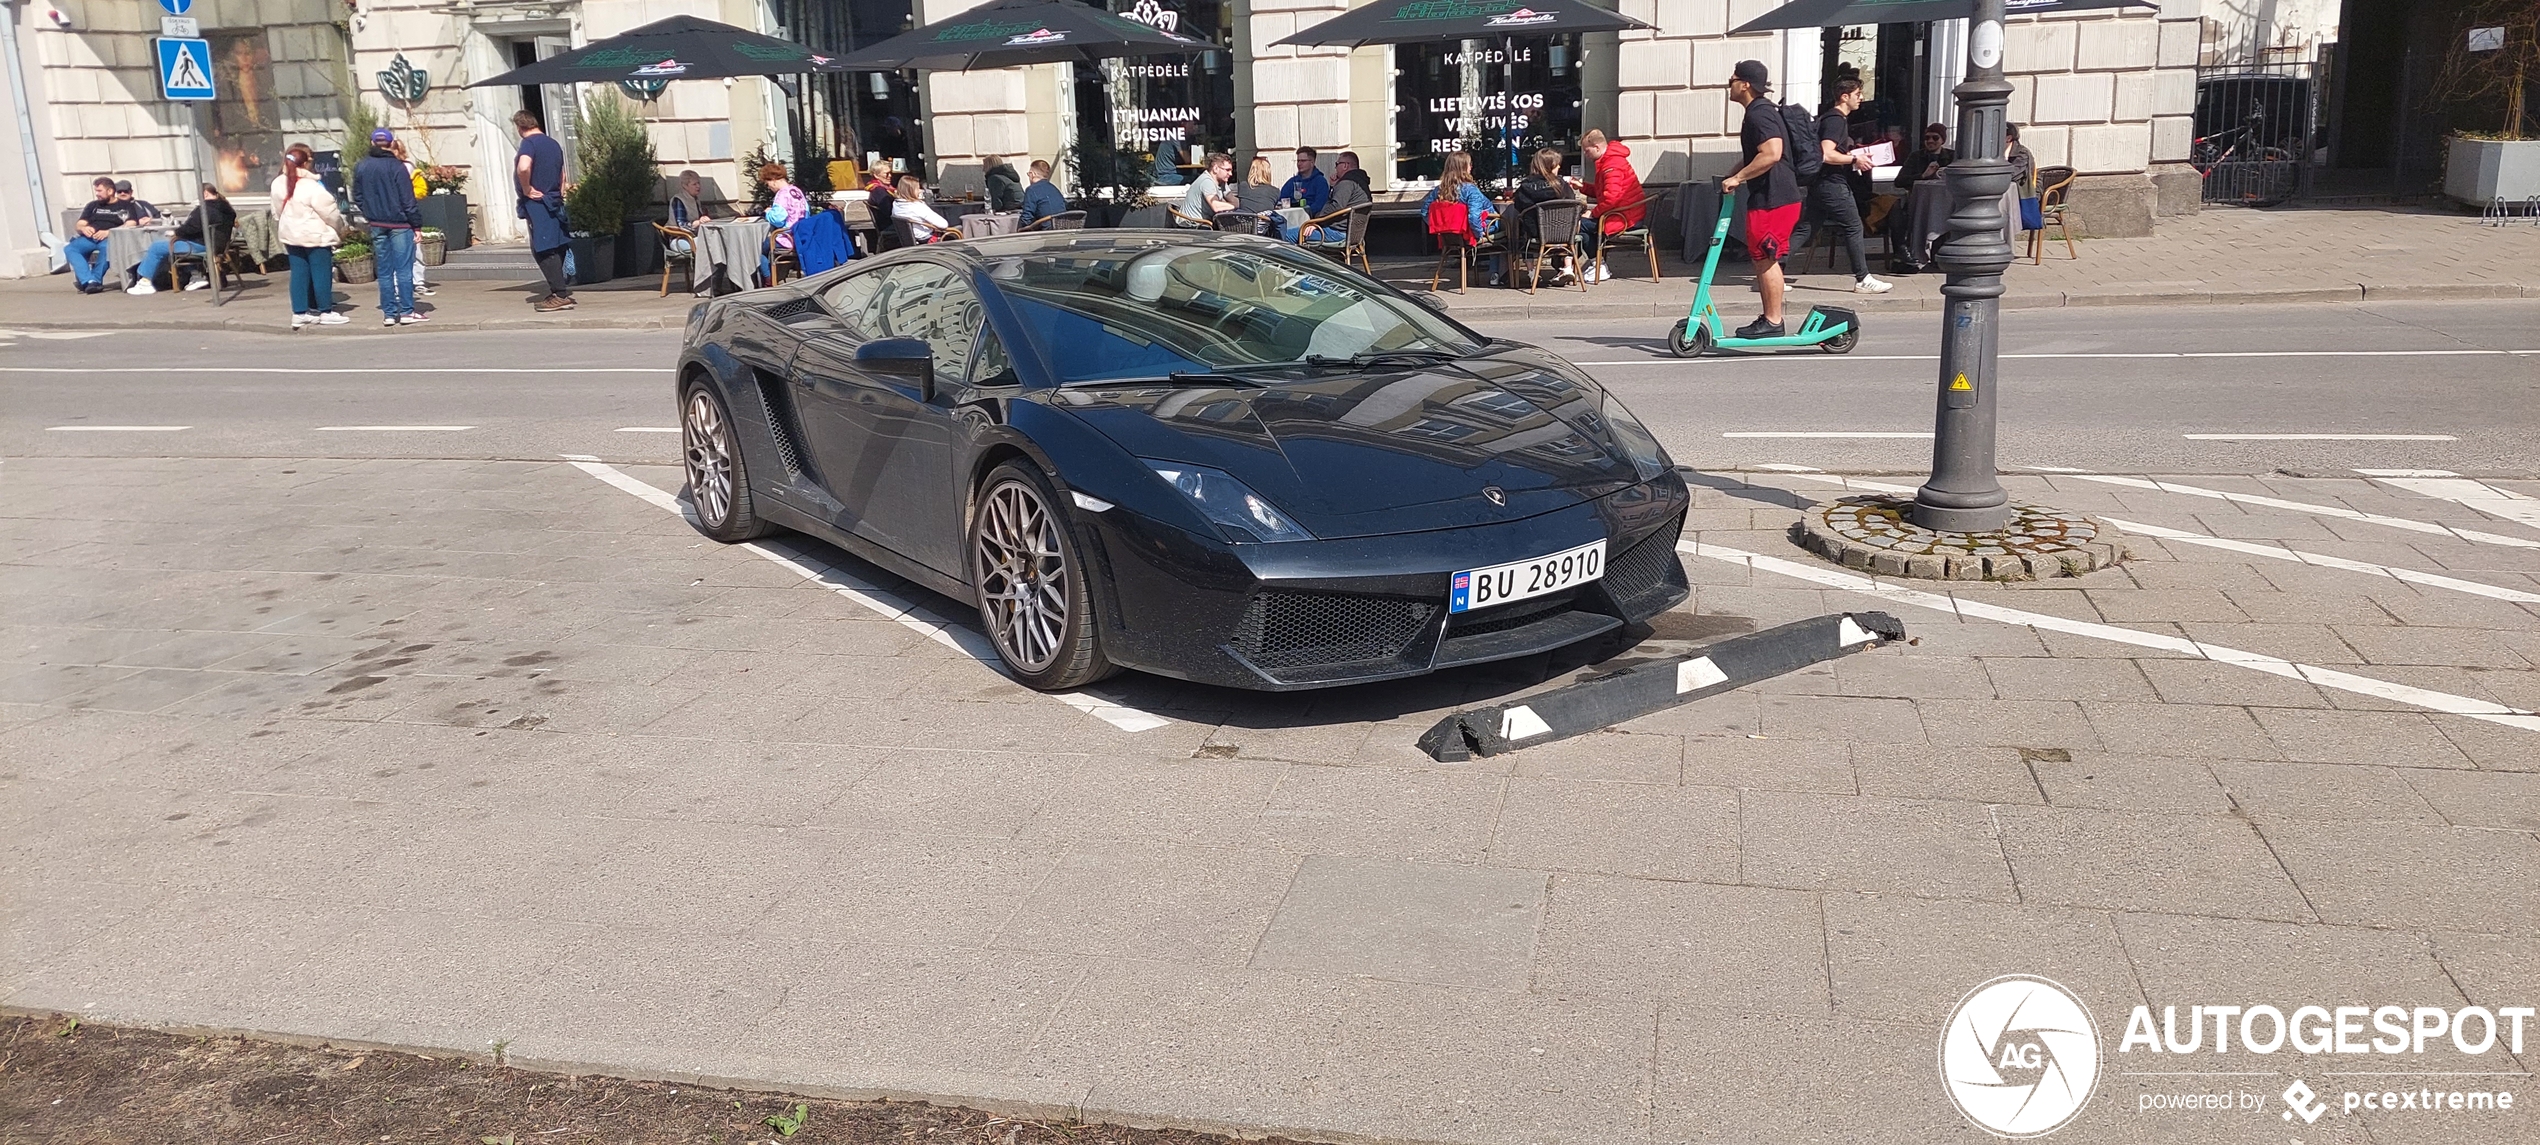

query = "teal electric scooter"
[[1667, 185, 1860, 358]]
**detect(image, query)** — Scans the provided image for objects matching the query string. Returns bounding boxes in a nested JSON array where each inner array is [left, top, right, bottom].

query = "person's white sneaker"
[[1854, 275, 1895, 295], [399, 312, 429, 324], [315, 311, 349, 326], [1590, 263, 1611, 283], [383, 316, 399, 327], [291, 313, 314, 329], [183, 278, 210, 291], [125, 280, 156, 295]]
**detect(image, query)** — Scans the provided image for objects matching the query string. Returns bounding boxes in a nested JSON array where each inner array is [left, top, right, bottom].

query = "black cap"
[[112, 179, 134, 193], [1732, 59, 1771, 93]]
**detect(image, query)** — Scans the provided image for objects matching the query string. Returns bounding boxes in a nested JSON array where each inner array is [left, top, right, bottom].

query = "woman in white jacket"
[[271, 143, 347, 328]]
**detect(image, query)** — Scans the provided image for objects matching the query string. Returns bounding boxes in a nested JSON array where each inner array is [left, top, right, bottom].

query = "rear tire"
[[682, 382, 773, 542], [1667, 318, 1711, 358], [970, 462, 1116, 691], [1822, 321, 1860, 354]]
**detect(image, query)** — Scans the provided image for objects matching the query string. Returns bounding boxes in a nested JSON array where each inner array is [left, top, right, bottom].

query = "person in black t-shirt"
[[65, 176, 128, 293], [1788, 78, 1892, 295], [1723, 60, 1803, 338]]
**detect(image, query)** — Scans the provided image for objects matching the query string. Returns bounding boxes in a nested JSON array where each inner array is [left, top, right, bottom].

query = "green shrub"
[[569, 94, 658, 235]]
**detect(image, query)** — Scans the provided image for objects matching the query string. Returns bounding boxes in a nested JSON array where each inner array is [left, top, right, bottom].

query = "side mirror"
[[856, 336, 934, 400], [1409, 290, 1451, 314]]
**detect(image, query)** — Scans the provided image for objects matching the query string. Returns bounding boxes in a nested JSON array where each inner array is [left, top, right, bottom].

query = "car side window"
[[817, 268, 886, 334], [970, 328, 1018, 388], [869, 262, 982, 381]]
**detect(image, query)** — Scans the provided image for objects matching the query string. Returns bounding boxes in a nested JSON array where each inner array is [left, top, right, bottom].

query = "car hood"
[[1047, 347, 1647, 540]]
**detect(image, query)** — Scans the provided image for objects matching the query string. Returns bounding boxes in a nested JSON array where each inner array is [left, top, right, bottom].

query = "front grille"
[[1602, 516, 1689, 616], [1447, 588, 1580, 637], [1230, 590, 1435, 671]]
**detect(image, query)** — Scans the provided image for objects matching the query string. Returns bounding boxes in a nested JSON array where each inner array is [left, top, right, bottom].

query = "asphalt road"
[[5, 298, 2537, 476]]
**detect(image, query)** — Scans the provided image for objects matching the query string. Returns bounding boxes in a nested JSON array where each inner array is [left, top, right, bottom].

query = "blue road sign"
[[160, 0, 191, 14], [157, 37, 215, 100]]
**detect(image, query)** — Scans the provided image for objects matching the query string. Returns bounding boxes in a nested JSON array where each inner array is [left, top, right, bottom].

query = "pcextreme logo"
[[1940, 975, 2101, 1137]]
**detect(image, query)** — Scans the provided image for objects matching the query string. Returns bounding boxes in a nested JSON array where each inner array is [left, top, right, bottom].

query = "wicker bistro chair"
[[2030, 166, 2079, 264], [1587, 188, 1669, 283], [655, 223, 696, 296], [1212, 211, 1268, 235], [1021, 210, 1087, 231], [1297, 203, 1373, 274], [1427, 199, 1490, 293], [166, 211, 245, 305], [1165, 206, 1214, 228], [1510, 199, 1587, 294]]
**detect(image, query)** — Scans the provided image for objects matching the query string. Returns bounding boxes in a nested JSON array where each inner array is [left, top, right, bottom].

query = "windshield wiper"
[[1301, 349, 1463, 371]]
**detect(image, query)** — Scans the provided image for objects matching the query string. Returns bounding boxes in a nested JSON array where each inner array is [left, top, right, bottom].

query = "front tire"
[[1667, 318, 1711, 358], [682, 383, 772, 542], [970, 462, 1115, 691]]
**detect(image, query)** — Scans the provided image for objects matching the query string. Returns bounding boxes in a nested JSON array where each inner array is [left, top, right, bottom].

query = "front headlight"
[[1601, 398, 1672, 482], [1146, 461, 1315, 543]]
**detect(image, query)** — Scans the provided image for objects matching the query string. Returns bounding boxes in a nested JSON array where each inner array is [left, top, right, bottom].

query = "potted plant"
[[566, 230, 616, 285], [417, 165, 471, 250], [417, 226, 447, 267], [565, 95, 649, 285], [336, 237, 375, 283], [2436, 1, 2540, 205]]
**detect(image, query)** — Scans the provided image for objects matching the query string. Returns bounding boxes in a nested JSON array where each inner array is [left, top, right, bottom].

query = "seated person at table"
[[1180, 152, 1236, 226], [1578, 129, 1644, 282], [1237, 155, 1282, 233], [892, 173, 953, 245], [759, 162, 810, 282], [1510, 148, 1579, 283], [1302, 169, 1370, 243], [64, 176, 129, 294], [129, 183, 234, 294], [669, 170, 720, 231], [1017, 159, 1068, 229], [1150, 131, 1189, 186], [1334, 151, 1372, 196], [1421, 151, 1500, 279], [1278, 146, 1330, 215], [1891, 123, 1955, 270], [117, 180, 164, 222], [983, 155, 1024, 212]]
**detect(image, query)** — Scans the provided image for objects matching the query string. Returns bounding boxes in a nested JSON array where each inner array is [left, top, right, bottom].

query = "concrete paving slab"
[[1994, 807, 2313, 922], [2265, 820, 2540, 935], [1486, 778, 1739, 881], [994, 840, 1299, 967], [1251, 856, 1545, 990], [1738, 792, 2019, 902], [1532, 874, 1828, 1014]]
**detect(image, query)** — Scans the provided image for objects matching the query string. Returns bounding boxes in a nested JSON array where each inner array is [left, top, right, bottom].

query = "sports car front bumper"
[[1077, 473, 1691, 690]]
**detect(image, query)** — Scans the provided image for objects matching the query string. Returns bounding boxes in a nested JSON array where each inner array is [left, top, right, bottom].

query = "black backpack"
[[1780, 101, 1823, 181]]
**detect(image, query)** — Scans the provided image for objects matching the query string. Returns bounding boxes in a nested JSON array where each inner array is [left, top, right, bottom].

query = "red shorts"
[[1745, 201, 1802, 263]]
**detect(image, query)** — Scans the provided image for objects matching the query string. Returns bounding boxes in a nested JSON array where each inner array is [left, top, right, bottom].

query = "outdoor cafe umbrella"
[[825, 0, 1212, 72], [1730, 0, 2155, 34], [1276, 0, 1655, 181], [464, 14, 848, 87]]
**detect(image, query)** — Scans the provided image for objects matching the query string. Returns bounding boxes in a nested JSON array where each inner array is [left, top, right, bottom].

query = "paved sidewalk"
[[5, 454, 2535, 1145], [7, 202, 2537, 335]]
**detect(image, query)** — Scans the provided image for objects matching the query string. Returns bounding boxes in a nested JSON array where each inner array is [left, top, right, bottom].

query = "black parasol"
[[465, 14, 847, 87], [1274, 0, 1653, 47], [1730, 0, 2157, 34], [826, 0, 1212, 72]]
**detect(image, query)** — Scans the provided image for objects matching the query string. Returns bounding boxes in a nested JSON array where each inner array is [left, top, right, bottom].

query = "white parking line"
[[2354, 469, 2540, 533], [2061, 474, 2540, 550], [314, 425, 476, 432], [2184, 433, 2457, 441], [2104, 518, 2540, 605], [1576, 349, 2540, 365], [616, 427, 681, 433], [566, 458, 1174, 734], [1675, 539, 2540, 734], [1723, 431, 1933, 439], [0, 366, 665, 374], [43, 425, 191, 431]]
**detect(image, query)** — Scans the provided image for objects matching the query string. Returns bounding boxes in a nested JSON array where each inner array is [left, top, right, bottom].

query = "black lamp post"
[[1910, 0, 2017, 534]]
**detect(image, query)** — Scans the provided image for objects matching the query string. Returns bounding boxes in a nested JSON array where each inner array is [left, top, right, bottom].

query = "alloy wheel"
[[683, 389, 735, 529], [974, 480, 1070, 673]]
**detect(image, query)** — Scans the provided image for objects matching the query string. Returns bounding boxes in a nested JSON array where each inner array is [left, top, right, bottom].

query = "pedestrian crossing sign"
[[157, 37, 215, 101]]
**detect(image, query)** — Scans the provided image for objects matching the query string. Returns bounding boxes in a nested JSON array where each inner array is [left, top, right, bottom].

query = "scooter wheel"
[[1822, 323, 1860, 354], [1667, 319, 1711, 358]]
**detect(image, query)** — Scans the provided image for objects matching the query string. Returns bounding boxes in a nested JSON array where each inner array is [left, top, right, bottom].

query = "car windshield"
[[984, 242, 1485, 385]]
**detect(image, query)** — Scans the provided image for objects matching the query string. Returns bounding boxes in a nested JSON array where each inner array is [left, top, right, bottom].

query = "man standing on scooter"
[[1723, 60, 1803, 338]]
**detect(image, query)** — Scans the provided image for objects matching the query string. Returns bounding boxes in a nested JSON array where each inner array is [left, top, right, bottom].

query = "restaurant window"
[[1072, 0, 1235, 187], [1393, 33, 1580, 185], [203, 30, 279, 196], [778, 0, 925, 177]]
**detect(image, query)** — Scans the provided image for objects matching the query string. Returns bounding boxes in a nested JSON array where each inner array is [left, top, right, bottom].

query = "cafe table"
[[695, 216, 770, 294], [107, 221, 176, 286]]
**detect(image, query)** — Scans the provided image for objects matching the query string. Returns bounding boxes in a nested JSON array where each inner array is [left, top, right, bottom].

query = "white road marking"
[[43, 425, 191, 432], [1750, 463, 1825, 472], [1723, 431, 1933, 439], [0, 366, 665, 374], [1576, 349, 2540, 365], [2184, 433, 2457, 441], [2353, 469, 2540, 533], [567, 458, 1174, 734], [2105, 518, 2540, 605], [1676, 538, 2539, 734], [2061, 474, 2540, 550], [615, 426, 681, 433], [314, 425, 476, 432]]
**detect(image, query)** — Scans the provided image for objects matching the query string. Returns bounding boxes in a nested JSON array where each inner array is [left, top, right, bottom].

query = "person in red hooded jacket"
[[1576, 130, 1644, 283]]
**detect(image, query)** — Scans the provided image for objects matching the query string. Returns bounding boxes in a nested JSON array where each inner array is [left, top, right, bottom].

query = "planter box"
[[418, 232, 447, 267], [417, 194, 470, 250], [2445, 137, 2540, 207], [617, 225, 661, 278], [568, 233, 616, 284], [338, 253, 376, 284]]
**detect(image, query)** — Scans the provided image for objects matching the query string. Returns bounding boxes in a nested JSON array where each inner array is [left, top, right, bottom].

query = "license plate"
[[1449, 540, 1605, 614]]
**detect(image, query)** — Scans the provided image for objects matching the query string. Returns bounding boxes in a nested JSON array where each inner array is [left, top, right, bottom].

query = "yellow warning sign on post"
[[1949, 373, 1972, 391]]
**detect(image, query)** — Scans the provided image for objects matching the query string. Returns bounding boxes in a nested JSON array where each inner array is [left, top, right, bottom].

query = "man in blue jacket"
[[351, 128, 424, 326], [1277, 147, 1329, 215], [1016, 160, 1068, 229]]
